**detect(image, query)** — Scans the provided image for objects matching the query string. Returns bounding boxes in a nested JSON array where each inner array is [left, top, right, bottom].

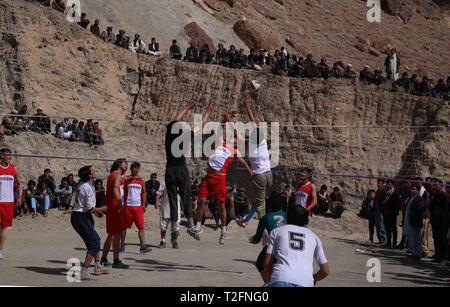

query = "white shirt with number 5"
[[266, 225, 328, 287]]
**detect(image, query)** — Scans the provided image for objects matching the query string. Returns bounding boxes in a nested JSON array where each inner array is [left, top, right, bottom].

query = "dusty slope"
[[78, 0, 450, 79], [0, 0, 449, 208]]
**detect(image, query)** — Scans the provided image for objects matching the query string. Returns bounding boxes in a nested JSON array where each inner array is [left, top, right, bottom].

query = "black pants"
[[71, 212, 101, 257], [165, 165, 192, 221], [384, 214, 398, 246], [431, 219, 446, 260], [369, 215, 375, 241]]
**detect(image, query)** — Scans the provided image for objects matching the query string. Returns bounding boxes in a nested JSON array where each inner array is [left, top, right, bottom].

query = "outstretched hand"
[[241, 94, 252, 109], [186, 98, 196, 111]]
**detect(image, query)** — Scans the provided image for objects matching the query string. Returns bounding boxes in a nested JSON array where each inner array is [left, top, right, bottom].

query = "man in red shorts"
[[123, 162, 152, 254], [195, 120, 252, 245], [0, 148, 22, 260], [100, 159, 129, 269]]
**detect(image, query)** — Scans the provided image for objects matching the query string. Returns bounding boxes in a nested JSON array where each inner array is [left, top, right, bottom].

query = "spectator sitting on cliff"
[[31, 181, 53, 218], [409, 74, 421, 95], [78, 13, 90, 29], [83, 119, 96, 144], [343, 64, 356, 82], [170, 40, 182, 60], [38, 168, 56, 194], [184, 42, 199, 62], [418, 76, 432, 96], [359, 65, 374, 85], [329, 62, 343, 79], [1, 110, 22, 136], [303, 54, 319, 78], [90, 19, 101, 37], [432, 78, 448, 99], [101, 26, 116, 44], [317, 58, 330, 80], [198, 44, 213, 64], [315, 185, 329, 216], [236, 48, 248, 68], [148, 38, 161, 57], [123, 36, 131, 50], [31, 107, 51, 134], [55, 177, 73, 211], [71, 120, 85, 142], [115, 30, 126, 48], [328, 187, 345, 219], [394, 72, 412, 92], [228, 45, 239, 68], [56, 118, 72, 140], [272, 50, 288, 76], [94, 122, 104, 145], [247, 49, 263, 71], [51, 0, 65, 13], [372, 70, 386, 86], [18, 105, 32, 130], [129, 34, 146, 53], [215, 43, 228, 66]]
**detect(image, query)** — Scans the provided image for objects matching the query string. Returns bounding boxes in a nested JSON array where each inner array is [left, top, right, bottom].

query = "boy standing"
[[155, 182, 181, 249], [71, 165, 109, 280], [123, 162, 152, 253]]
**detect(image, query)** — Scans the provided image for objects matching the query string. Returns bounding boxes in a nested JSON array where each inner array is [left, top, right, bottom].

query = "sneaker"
[[197, 227, 204, 234], [172, 242, 180, 249], [94, 266, 110, 275], [80, 270, 94, 281], [100, 258, 111, 267], [140, 245, 152, 254], [159, 241, 166, 248], [219, 232, 226, 245], [236, 219, 247, 228], [112, 260, 129, 269], [186, 228, 200, 241]]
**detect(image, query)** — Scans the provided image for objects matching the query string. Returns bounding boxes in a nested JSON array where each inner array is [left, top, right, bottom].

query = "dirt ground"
[[0, 210, 449, 287]]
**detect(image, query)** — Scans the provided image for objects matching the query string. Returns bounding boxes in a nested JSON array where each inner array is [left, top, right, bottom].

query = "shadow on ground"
[[334, 238, 450, 287]]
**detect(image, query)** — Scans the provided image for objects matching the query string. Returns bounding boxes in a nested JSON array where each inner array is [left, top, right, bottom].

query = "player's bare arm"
[[261, 254, 274, 283], [14, 169, 23, 207], [308, 183, 318, 213], [313, 262, 330, 284]]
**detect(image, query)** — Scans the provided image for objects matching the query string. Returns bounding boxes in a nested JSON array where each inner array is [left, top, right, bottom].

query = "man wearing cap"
[[359, 65, 374, 84], [343, 64, 356, 81]]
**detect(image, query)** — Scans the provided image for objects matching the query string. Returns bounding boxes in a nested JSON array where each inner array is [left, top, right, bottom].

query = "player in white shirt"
[[239, 95, 273, 227], [155, 181, 181, 249], [262, 202, 330, 287]]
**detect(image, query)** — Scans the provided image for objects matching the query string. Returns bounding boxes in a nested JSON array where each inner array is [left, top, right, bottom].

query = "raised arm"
[[175, 98, 196, 122], [241, 95, 258, 128], [193, 101, 215, 134]]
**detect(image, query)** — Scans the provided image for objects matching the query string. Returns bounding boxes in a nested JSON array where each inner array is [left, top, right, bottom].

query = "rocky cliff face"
[[0, 1, 449, 205]]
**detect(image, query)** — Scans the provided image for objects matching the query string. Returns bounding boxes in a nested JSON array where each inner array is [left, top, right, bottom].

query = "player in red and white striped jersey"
[[122, 162, 152, 254], [0, 148, 22, 260], [196, 122, 252, 245]]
